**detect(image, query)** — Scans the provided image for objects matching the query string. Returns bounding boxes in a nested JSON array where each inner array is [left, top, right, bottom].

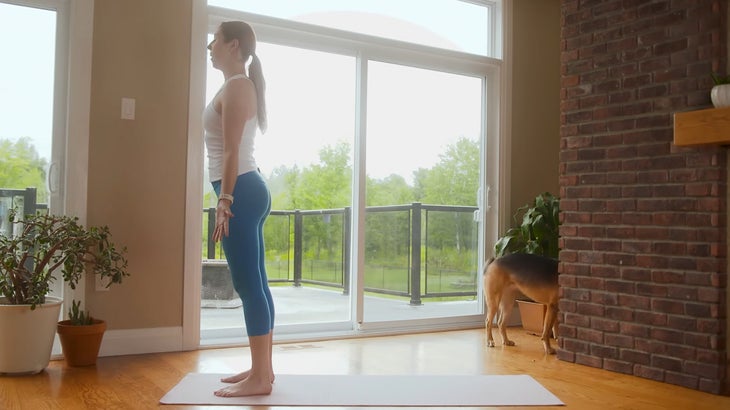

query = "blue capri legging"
[[213, 170, 274, 336]]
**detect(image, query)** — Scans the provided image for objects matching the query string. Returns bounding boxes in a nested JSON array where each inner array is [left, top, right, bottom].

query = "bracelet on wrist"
[[219, 193, 234, 205]]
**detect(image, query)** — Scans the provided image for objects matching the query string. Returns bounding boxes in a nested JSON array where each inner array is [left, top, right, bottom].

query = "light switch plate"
[[121, 97, 135, 120]]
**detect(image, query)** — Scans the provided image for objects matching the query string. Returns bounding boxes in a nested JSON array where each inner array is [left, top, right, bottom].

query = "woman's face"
[[207, 29, 231, 69]]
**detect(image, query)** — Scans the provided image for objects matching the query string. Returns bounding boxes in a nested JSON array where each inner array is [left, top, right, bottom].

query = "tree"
[[285, 142, 352, 260], [419, 137, 479, 206], [366, 174, 414, 206], [0, 137, 48, 204], [415, 137, 480, 262], [291, 142, 352, 210]]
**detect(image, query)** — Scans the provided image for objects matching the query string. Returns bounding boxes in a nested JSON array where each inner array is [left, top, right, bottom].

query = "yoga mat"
[[160, 373, 564, 407]]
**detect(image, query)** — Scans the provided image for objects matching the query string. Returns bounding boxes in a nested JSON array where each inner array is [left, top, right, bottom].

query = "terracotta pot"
[[57, 319, 106, 366], [516, 299, 546, 335]]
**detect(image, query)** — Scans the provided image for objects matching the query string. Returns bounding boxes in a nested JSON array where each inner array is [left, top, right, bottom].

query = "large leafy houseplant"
[[0, 209, 129, 308], [494, 192, 560, 259], [493, 192, 560, 332]]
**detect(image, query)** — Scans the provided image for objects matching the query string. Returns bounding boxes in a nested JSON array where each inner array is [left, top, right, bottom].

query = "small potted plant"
[[710, 73, 730, 108], [57, 299, 107, 366], [0, 209, 128, 374], [493, 192, 559, 334]]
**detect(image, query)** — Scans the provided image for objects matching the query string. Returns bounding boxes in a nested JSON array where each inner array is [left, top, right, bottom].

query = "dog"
[[482, 253, 559, 354]]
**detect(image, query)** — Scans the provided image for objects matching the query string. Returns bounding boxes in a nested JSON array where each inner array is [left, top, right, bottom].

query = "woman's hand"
[[212, 199, 234, 242]]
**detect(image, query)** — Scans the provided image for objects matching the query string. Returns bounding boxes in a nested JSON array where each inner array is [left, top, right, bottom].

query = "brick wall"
[[559, 0, 728, 394]]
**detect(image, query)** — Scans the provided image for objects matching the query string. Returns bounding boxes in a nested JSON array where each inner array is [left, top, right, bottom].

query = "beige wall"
[[79, 1, 560, 333], [85, 0, 192, 329], [508, 0, 561, 212]]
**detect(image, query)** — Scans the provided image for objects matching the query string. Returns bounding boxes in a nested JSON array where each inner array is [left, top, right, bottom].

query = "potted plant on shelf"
[[56, 299, 107, 366], [0, 209, 128, 374], [710, 73, 730, 108], [493, 192, 559, 334]]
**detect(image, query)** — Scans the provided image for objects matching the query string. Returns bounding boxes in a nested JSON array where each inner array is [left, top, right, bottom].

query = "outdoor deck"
[[201, 284, 485, 333]]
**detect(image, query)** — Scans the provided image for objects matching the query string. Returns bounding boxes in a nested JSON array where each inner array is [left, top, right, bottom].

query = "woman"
[[204, 21, 274, 397]]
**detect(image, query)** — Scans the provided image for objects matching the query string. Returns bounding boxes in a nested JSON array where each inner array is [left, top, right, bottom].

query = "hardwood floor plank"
[[1, 329, 728, 409]]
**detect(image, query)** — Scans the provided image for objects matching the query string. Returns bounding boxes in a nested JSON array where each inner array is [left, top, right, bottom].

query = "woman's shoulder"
[[223, 76, 255, 98], [220, 76, 257, 118]]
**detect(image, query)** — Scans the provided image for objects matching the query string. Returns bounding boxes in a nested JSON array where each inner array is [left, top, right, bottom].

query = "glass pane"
[[0, 3, 55, 220], [209, 0, 491, 56], [201, 41, 356, 339], [364, 61, 483, 322]]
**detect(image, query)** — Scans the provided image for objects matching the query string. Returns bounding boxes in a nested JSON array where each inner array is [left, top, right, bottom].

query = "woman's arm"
[[212, 78, 257, 241]]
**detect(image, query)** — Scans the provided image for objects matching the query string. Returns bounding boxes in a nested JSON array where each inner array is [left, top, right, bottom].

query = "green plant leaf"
[[493, 192, 560, 259]]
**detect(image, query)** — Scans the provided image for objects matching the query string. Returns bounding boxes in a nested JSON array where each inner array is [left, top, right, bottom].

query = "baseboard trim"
[[99, 327, 184, 357]]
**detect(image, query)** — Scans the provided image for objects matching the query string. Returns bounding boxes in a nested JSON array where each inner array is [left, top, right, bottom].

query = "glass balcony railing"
[[202, 202, 480, 305]]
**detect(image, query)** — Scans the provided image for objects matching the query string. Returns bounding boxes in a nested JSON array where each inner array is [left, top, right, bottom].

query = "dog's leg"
[[541, 303, 558, 355], [498, 290, 516, 347], [484, 290, 500, 348], [483, 268, 500, 348]]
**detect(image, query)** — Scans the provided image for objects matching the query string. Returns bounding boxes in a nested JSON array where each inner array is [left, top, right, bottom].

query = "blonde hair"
[[219, 21, 268, 133]]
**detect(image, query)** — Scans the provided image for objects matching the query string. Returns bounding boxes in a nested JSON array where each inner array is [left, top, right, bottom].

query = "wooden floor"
[[1, 328, 728, 409]]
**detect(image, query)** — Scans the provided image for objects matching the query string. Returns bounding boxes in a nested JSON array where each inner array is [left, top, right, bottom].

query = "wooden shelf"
[[674, 106, 730, 146]]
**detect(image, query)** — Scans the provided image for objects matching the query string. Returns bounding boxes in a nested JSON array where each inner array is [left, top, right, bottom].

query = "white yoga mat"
[[160, 373, 564, 407]]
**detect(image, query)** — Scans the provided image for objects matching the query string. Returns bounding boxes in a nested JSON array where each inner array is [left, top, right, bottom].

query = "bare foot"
[[214, 376, 273, 397], [221, 369, 275, 384], [221, 370, 250, 383]]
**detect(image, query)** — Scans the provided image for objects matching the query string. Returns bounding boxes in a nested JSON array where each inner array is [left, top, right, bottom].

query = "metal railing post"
[[410, 202, 422, 306], [206, 208, 216, 259], [22, 187, 37, 217], [343, 206, 351, 295], [293, 209, 303, 287]]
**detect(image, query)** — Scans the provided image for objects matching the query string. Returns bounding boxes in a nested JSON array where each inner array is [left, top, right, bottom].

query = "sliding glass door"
[[0, 0, 68, 293], [200, 1, 499, 343], [362, 61, 483, 325]]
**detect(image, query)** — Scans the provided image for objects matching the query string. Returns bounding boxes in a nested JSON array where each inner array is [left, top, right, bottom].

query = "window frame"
[[184, 1, 505, 347], [0, 0, 94, 353]]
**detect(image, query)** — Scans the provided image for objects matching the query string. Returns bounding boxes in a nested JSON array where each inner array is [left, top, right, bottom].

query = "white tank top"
[[203, 74, 259, 182]]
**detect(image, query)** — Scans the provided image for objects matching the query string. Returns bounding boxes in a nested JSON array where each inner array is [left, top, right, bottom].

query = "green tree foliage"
[[418, 136, 479, 206], [414, 137, 480, 267], [0, 137, 48, 204], [291, 142, 352, 210], [494, 192, 560, 259], [366, 174, 414, 206]]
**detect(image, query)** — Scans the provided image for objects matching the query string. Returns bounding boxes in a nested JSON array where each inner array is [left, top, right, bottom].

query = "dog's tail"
[[482, 257, 496, 275]]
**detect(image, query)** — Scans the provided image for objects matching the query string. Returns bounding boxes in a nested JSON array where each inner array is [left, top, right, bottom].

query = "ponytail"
[[249, 54, 267, 133], [219, 21, 268, 133]]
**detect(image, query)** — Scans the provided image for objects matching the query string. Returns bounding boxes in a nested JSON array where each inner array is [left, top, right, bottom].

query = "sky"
[[0, 3, 56, 160], [205, 0, 487, 185], [1, 1, 488, 189]]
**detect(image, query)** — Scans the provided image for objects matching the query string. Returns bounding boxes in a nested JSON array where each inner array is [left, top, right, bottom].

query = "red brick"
[[635, 366, 666, 384], [667, 315, 697, 332], [591, 344, 619, 359], [686, 361, 723, 379], [604, 359, 634, 375], [666, 344, 697, 361], [563, 338, 590, 354], [620, 322, 649, 338], [575, 353, 603, 368], [635, 310, 667, 326], [576, 302, 605, 317], [592, 318, 620, 332], [616, 294, 649, 310], [665, 372, 700, 390], [650, 328, 684, 344]]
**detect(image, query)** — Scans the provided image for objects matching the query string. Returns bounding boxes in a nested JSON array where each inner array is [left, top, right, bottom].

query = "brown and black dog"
[[483, 253, 559, 354]]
